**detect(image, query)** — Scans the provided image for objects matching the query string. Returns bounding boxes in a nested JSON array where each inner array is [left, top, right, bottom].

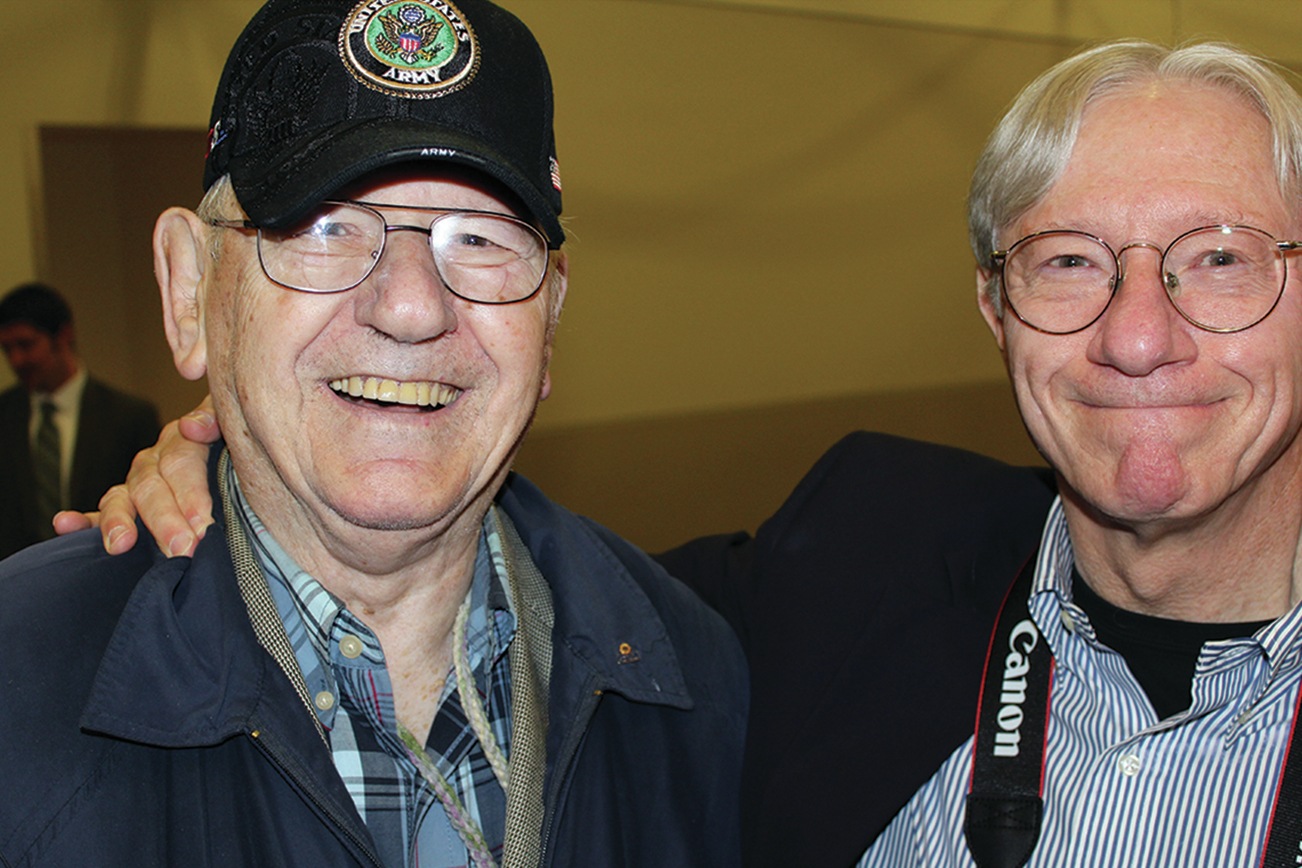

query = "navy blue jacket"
[[659, 432, 1056, 868], [0, 453, 747, 867]]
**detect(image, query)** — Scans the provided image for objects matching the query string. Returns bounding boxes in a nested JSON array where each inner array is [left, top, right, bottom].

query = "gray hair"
[[196, 175, 238, 262], [968, 40, 1302, 308]]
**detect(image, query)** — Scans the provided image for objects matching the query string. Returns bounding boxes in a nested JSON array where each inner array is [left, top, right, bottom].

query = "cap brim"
[[230, 117, 564, 247]]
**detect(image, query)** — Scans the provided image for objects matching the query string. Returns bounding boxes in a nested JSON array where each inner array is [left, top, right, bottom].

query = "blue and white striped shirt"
[[859, 498, 1302, 867]]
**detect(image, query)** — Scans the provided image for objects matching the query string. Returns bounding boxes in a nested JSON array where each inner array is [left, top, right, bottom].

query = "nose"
[[352, 227, 459, 343], [1086, 243, 1198, 376]]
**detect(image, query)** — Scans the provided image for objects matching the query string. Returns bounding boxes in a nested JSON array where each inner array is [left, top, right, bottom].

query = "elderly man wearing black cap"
[[0, 2, 746, 866]]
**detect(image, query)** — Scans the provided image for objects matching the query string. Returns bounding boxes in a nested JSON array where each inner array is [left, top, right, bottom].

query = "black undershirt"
[[1071, 572, 1272, 720]]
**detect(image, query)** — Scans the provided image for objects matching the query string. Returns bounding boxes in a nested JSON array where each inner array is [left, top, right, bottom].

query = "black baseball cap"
[[203, 0, 564, 247]]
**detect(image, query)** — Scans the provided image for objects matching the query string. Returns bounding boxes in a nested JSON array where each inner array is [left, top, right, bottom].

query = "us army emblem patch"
[[339, 0, 479, 98]]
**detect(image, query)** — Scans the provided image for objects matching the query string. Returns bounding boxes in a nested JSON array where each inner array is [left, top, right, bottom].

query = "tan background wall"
[[5, 1, 1297, 549]]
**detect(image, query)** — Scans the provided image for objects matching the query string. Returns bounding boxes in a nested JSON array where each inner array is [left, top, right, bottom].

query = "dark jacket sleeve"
[[658, 431, 1055, 868], [652, 530, 756, 645]]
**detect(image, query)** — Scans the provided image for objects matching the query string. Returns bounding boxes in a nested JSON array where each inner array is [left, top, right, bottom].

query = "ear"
[[539, 250, 569, 401], [976, 265, 1007, 355], [154, 207, 210, 381]]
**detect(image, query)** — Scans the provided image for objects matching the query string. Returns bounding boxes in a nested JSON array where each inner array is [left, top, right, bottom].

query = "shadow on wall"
[[515, 379, 1042, 552]]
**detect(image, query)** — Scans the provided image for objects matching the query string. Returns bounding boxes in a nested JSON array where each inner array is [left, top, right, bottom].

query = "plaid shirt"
[[230, 469, 516, 868]]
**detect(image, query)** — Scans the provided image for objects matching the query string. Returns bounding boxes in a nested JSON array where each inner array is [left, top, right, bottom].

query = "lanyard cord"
[[399, 592, 510, 868], [965, 552, 1302, 868], [454, 594, 511, 792]]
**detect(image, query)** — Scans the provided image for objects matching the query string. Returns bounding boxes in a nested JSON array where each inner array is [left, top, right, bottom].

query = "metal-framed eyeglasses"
[[206, 199, 551, 304], [989, 224, 1302, 335]]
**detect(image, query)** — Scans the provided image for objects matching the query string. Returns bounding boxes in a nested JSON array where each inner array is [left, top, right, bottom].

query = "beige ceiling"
[[675, 0, 1301, 55], [4, 0, 1300, 429]]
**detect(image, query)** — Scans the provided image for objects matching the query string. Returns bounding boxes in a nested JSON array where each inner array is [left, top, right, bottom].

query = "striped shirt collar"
[[1032, 497, 1302, 698]]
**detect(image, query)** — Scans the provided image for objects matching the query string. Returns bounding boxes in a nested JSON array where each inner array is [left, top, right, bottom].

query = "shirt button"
[[339, 635, 364, 659], [314, 690, 335, 711], [1117, 753, 1141, 777], [1060, 610, 1076, 633]]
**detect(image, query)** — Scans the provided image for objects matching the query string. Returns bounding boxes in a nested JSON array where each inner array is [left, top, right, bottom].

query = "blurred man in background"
[[0, 281, 159, 557]]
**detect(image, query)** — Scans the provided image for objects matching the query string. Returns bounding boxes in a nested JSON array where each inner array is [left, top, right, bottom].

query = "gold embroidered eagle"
[[375, 7, 446, 65]]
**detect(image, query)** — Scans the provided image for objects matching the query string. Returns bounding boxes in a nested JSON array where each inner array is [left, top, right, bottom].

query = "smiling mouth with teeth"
[[328, 376, 463, 410]]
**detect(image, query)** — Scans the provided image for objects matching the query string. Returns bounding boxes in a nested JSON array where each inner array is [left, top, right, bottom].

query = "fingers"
[[153, 430, 216, 552], [160, 396, 219, 551], [54, 503, 136, 555], [53, 502, 140, 555], [92, 396, 221, 559], [86, 395, 221, 558], [122, 419, 212, 559], [93, 485, 142, 555], [176, 395, 220, 444], [52, 510, 95, 533]]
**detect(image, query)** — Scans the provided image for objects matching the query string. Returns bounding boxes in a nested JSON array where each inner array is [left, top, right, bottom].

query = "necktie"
[[32, 400, 61, 538]]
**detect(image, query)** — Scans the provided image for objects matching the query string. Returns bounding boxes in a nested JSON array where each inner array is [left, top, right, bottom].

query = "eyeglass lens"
[[257, 201, 548, 302], [1001, 226, 1288, 333]]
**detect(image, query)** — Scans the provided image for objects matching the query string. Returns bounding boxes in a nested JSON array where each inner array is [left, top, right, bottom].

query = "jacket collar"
[[495, 472, 694, 711], [80, 447, 276, 746], [81, 450, 695, 747]]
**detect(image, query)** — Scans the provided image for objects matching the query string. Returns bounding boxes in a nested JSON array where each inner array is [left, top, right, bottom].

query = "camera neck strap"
[[963, 551, 1302, 868]]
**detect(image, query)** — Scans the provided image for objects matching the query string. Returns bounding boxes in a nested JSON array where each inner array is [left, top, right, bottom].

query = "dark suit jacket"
[[657, 432, 1056, 868], [0, 376, 159, 558]]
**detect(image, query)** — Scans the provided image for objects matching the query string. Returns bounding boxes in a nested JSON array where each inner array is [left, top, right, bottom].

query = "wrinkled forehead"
[[1028, 83, 1286, 232]]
